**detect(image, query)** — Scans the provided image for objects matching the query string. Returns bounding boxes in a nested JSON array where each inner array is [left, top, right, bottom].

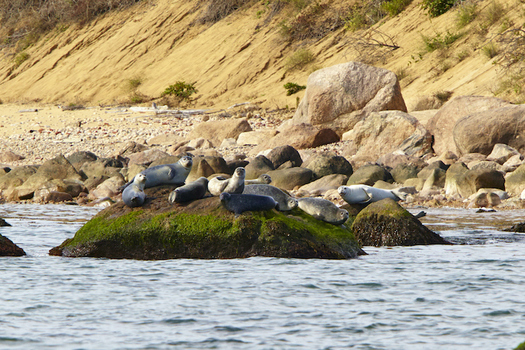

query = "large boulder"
[[66, 151, 98, 172], [351, 198, 451, 246], [291, 61, 406, 134], [80, 158, 124, 179], [453, 105, 525, 156], [245, 155, 275, 179], [187, 118, 252, 146], [49, 187, 364, 259], [342, 111, 432, 162], [444, 162, 469, 197], [0, 165, 39, 190], [253, 124, 339, 153], [297, 174, 349, 197], [456, 168, 506, 198], [237, 130, 279, 146], [505, 163, 525, 196], [427, 96, 511, 155], [267, 167, 313, 190], [487, 143, 521, 165], [266, 145, 303, 169], [0, 234, 26, 256], [127, 149, 171, 166], [347, 164, 393, 186]]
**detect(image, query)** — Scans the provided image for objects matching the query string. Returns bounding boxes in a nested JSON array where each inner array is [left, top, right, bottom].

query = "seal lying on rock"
[[338, 185, 405, 205], [122, 173, 146, 207], [168, 177, 209, 203], [297, 197, 349, 225], [220, 192, 277, 215], [208, 167, 245, 196], [123, 156, 193, 190], [243, 184, 297, 211], [245, 174, 272, 185]]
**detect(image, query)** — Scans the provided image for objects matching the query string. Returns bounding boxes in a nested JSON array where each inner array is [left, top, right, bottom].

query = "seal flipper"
[[359, 188, 372, 204]]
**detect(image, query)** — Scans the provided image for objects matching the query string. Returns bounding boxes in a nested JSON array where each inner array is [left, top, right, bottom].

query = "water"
[[0, 204, 524, 350]]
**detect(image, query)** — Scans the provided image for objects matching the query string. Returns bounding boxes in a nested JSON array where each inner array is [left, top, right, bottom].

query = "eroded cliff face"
[[0, 0, 521, 109]]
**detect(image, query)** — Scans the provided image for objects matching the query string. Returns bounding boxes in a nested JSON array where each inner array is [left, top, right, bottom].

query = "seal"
[[245, 174, 272, 185], [168, 177, 209, 203], [338, 185, 403, 205], [297, 197, 349, 225], [123, 156, 193, 190], [220, 192, 277, 215], [243, 184, 297, 211], [122, 173, 147, 207], [208, 167, 245, 196]]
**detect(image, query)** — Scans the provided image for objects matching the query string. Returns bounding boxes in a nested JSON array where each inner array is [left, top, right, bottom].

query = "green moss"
[[515, 341, 525, 350]]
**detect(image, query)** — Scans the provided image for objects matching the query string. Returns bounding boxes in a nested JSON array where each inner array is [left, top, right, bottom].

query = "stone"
[[296, 174, 349, 197], [118, 141, 149, 156], [444, 162, 469, 197], [0, 165, 39, 190], [292, 61, 406, 134], [487, 143, 521, 164], [427, 96, 511, 155], [186, 158, 216, 183], [267, 167, 313, 190], [453, 105, 525, 156], [456, 168, 506, 198], [342, 111, 432, 162], [253, 124, 339, 153], [187, 137, 214, 149], [304, 153, 353, 180], [80, 158, 124, 179], [237, 130, 279, 146], [0, 150, 25, 163], [0, 234, 26, 256], [245, 155, 275, 180], [49, 189, 365, 260], [377, 152, 427, 170], [391, 164, 419, 184], [266, 145, 303, 169], [88, 175, 126, 200], [505, 163, 525, 196], [502, 154, 524, 172], [351, 198, 451, 246], [127, 149, 171, 166], [347, 164, 393, 186], [187, 118, 252, 147], [147, 133, 184, 146], [66, 151, 98, 171]]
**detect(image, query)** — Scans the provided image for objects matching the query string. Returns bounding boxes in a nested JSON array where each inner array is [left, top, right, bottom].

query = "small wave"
[[161, 318, 197, 324], [483, 310, 514, 317]]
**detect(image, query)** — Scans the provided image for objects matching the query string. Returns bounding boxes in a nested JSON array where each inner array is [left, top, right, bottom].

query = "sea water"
[[0, 204, 524, 350]]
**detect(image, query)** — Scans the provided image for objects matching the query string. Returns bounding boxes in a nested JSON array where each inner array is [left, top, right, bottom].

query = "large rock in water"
[[291, 61, 407, 134], [50, 186, 364, 259], [351, 198, 451, 246], [0, 234, 26, 256]]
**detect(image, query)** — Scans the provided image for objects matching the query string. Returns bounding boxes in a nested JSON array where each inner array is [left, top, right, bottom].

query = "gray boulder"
[[505, 163, 525, 196], [253, 124, 339, 153], [456, 168, 506, 198], [444, 162, 469, 197], [487, 143, 521, 165], [292, 61, 406, 134], [297, 174, 349, 197], [245, 155, 275, 180], [304, 153, 353, 180], [267, 145, 303, 169], [267, 167, 313, 190], [347, 164, 393, 186]]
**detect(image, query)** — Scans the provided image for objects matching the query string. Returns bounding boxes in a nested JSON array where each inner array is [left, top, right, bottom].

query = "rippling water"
[[1, 204, 524, 350]]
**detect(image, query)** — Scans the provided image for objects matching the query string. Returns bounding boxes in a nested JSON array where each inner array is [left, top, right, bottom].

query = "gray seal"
[[338, 184, 402, 204], [245, 174, 272, 185], [168, 177, 209, 203], [297, 197, 349, 225], [122, 173, 147, 207], [208, 167, 245, 196], [123, 156, 193, 190], [243, 184, 297, 211], [220, 192, 277, 215]]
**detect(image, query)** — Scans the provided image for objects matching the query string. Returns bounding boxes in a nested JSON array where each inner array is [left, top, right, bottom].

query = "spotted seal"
[[168, 177, 209, 203], [242, 184, 297, 211], [219, 192, 277, 215], [208, 167, 245, 196], [245, 174, 272, 185], [123, 156, 193, 190], [338, 185, 403, 205], [122, 173, 147, 207], [297, 197, 349, 225]]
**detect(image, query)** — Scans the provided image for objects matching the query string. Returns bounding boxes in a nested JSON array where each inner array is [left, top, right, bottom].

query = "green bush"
[[456, 2, 477, 28], [381, 0, 413, 16], [283, 82, 306, 95], [161, 81, 197, 99], [14, 51, 29, 67], [422, 31, 461, 52], [420, 0, 457, 17], [284, 48, 315, 71], [482, 42, 499, 58]]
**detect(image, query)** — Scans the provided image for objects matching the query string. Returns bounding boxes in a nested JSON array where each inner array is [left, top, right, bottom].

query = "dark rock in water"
[[504, 222, 525, 232], [351, 198, 451, 246], [50, 186, 365, 260], [0, 218, 11, 227], [0, 234, 25, 256]]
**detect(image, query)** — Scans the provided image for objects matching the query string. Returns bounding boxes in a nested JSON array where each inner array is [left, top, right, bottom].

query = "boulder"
[[147, 133, 184, 146], [0, 165, 39, 190], [0, 234, 26, 256], [444, 162, 469, 197], [245, 155, 275, 180], [84, 175, 109, 191], [502, 154, 524, 172], [456, 168, 506, 198], [347, 164, 393, 186], [267, 167, 313, 190], [453, 105, 525, 156], [33, 179, 87, 200], [66, 151, 98, 172], [427, 96, 511, 155], [267, 145, 303, 169], [487, 143, 521, 164], [342, 111, 432, 162], [187, 138, 214, 149], [186, 158, 216, 183], [80, 158, 124, 179], [37, 191, 74, 203], [351, 198, 451, 246], [505, 163, 525, 196], [391, 164, 419, 184], [297, 174, 349, 197], [148, 156, 181, 168], [187, 118, 252, 146], [292, 61, 406, 134], [202, 156, 233, 175], [303, 153, 353, 180], [49, 188, 365, 259], [117, 141, 149, 156], [417, 162, 448, 188], [88, 175, 126, 200], [127, 149, 171, 166], [227, 159, 250, 175], [237, 130, 279, 146], [377, 152, 427, 170], [0, 150, 24, 163], [253, 124, 339, 153]]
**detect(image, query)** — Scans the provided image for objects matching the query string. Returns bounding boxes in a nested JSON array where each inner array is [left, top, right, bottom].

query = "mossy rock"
[[515, 341, 525, 350], [351, 198, 451, 246], [0, 234, 26, 256], [50, 186, 364, 259]]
